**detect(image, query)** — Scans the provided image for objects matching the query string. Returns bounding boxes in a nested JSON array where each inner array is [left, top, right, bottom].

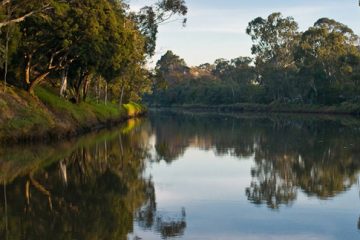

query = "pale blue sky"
[[131, 0, 360, 67]]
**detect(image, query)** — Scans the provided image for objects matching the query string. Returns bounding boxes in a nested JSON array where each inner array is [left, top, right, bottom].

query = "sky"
[[131, 0, 360, 67]]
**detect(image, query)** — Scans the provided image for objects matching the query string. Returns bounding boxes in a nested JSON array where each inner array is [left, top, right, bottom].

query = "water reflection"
[[1, 111, 360, 239], [149, 111, 360, 206], [0, 119, 186, 240]]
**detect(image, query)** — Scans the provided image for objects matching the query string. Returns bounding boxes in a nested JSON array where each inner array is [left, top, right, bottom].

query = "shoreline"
[[0, 84, 147, 144], [148, 103, 360, 116]]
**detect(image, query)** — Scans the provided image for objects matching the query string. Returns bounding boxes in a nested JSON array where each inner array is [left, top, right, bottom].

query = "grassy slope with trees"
[[0, 81, 146, 142], [0, 0, 188, 141], [146, 13, 360, 115]]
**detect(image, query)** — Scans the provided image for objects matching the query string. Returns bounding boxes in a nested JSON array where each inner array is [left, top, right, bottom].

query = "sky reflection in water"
[[1, 112, 360, 240]]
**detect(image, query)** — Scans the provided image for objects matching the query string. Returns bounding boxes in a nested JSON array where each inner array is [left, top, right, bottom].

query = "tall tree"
[[247, 12, 299, 101], [295, 18, 360, 103], [155, 50, 189, 85]]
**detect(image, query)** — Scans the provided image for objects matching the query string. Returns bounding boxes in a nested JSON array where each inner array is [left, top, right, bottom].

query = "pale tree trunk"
[[95, 83, 98, 103], [59, 160, 68, 185], [25, 54, 31, 85], [3, 8, 10, 92], [104, 81, 108, 105], [95, 80, 98, 103], [82, 74, 91, 101], [104, 140, 108, 163], [97, 80, 101, 103], [119, 85, 125, 106], [28, 71, 50, 95], [25, 180, 30, 206], [60, 67, 68, 97], [29, 175, 53, 211]]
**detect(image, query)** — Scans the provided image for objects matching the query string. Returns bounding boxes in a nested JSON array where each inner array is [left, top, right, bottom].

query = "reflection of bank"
[[149, 111, 360, 210], [0, 120, 186, 240], [358, 179, 360, 230], [3, 181, 8, 240]]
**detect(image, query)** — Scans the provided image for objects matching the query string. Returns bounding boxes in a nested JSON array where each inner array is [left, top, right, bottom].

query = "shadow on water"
[[0, 118, 186, 240]]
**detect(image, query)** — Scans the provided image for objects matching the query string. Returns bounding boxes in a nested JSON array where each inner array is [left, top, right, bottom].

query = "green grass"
[[36, 87, 96, 122], [0, 84, 146, 142], [35, 87, 131, 123], [124, 101, 147, 117]]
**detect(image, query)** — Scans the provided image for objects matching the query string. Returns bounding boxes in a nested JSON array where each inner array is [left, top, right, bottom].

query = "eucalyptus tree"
[[247, 12, 300, 101], [295, 18, 360, 103], [3, 0, 188, 103], [0, 0, 52, 28], [14, 0, 145, 101], [155, 50, 189, 85], [132, 0, 187, 57], [0, 0, 52, 91]]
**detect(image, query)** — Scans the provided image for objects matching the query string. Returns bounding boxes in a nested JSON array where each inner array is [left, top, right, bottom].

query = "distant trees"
[[147, 51, 259, 105], [155, 50, 190, 85], [147, 13, 360, 106]]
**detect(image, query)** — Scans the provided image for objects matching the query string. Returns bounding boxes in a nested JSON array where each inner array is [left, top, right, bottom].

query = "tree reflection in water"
[[0, 119, 186, 240], [1, 111, 360, 238], [149, 111, 360, 209]]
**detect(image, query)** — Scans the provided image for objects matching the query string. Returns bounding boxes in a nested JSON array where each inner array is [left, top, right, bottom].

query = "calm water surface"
[[1, 111, 360, 240]]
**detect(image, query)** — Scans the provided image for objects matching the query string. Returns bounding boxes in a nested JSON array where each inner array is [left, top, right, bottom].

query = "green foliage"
[[35, 86, 128, 122], [124, 102, 147, 117], [147, 13, 360, 107], [133, 0, 187, 56], [0, 0, 188, 106]]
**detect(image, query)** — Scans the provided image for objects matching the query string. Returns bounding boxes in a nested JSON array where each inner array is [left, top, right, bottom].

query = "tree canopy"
[[146, 13, 360, 106], [0, 0, 187, 104]]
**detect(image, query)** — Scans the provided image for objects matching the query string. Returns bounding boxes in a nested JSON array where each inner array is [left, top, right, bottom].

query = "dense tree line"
[[0, 0, 187, 103], [147, 13, 360, 105]]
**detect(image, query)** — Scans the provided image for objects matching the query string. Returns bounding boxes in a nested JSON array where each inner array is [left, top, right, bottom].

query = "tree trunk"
[[28, 72, 50, 95], [104, 81, 108, 105], [97, 80, 101, 103], [60, 67, 68, 97], [82, 75, 91, 102], [25, 54, 32, 85], [74, 71, 88, 103], [119, 85, 125, 106], [3, 19, 9, 92]]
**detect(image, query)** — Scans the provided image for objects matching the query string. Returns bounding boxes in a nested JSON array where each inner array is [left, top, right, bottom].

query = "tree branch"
[[0, 5, 51, 28], [0, 0, 10, 7]]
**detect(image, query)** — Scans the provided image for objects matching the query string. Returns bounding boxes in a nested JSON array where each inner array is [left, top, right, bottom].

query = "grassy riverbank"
[[0, 83, 146, 142], [149, 102, 360, 116]]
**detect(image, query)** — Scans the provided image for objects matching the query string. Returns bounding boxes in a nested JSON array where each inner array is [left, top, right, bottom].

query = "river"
[[1, 110, 360, 240]]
